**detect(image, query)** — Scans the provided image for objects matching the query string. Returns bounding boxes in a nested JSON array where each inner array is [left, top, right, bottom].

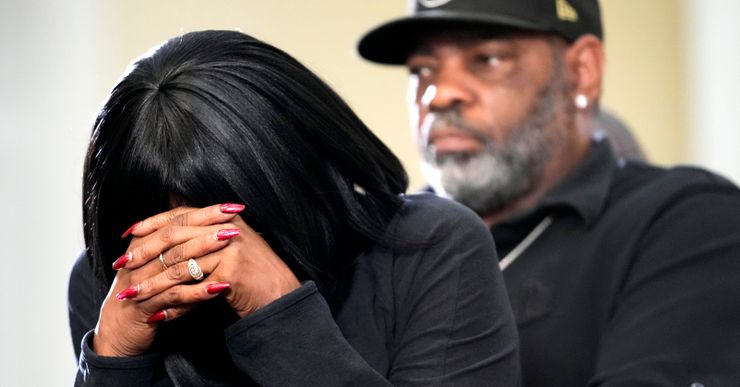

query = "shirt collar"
[[533, 138, 618, 226], [497, 138, 618, 228]]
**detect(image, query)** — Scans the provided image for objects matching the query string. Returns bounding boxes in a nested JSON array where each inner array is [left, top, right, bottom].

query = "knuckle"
[[173, 212, 189, 227], [165, 288, 182, 304], [159, 225, 177, 244], [134, 246, 151, 263], [148, 208, 185, 230], [163, 210, 179, 223], [171, 244, 185, 265], [166, 262, 187, 281]]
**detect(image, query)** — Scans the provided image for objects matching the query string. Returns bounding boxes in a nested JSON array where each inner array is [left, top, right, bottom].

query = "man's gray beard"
[[421, 74, 566, 215]]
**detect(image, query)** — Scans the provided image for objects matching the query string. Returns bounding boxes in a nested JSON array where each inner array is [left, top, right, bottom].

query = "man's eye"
[[410, 66, 433, 77], [477, 55, 502, 67]]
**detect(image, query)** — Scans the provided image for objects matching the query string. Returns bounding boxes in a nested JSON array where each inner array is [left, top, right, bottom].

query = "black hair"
[[82, 30, 408, 385]]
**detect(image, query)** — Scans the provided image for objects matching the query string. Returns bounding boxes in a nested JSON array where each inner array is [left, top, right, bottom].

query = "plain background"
[[0, 1, 738, 385]]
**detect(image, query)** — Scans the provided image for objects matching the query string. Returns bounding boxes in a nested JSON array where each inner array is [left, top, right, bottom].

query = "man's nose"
[[427, 64, 475, 112]]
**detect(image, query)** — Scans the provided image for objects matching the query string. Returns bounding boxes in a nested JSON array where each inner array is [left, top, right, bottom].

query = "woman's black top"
[[69, 194, 520, 386]]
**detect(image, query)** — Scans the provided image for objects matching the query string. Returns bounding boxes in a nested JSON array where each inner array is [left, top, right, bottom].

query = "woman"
[[69, 30, 519, 386]]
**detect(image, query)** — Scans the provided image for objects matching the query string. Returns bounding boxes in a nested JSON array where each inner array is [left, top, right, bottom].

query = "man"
[[358, 1, 740, 386]]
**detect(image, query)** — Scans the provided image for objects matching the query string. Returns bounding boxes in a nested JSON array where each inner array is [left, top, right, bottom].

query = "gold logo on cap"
[[556, 0, 579, 22], [419, 0, 453, 7]]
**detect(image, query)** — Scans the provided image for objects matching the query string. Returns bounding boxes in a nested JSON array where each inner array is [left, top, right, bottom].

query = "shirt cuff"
[[76, 330, 163, 385], [225, 281, 374, 385], [225, 281, 318, 338]]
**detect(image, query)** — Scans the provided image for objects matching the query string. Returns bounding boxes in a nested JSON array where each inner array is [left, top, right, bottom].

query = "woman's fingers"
[[159, 227, 241, 269], [137, 280, 232, 322], [121, 203, 245, 238], [121, 207, 194, 238], [121, 254, 222, 302], [115, 223, 241, 270]]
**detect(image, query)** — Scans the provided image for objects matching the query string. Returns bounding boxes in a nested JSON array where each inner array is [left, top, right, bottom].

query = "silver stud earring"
[[575, 94, 589, 110]]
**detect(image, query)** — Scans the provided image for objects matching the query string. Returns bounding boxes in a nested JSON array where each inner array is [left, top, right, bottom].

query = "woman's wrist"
[[92, 332, 120, 357], [235, 275, 301, 318], [92, 330, 140, 357]]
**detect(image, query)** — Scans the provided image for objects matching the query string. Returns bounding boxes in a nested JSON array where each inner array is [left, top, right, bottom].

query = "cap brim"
[[358, 11, 551, 65]]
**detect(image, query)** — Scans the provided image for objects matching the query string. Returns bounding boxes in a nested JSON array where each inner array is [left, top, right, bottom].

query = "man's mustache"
[[426, 110, 491, 145]]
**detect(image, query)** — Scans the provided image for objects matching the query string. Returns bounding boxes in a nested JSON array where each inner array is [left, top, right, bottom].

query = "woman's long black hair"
[[82, 30, 408, 385]]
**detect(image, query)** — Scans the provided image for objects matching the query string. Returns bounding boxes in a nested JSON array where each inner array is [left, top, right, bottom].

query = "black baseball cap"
[[358, 0, 602, 65]]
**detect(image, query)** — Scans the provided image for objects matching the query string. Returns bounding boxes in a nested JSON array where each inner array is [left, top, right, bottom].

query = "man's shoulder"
[[611, 161, 739, 205]]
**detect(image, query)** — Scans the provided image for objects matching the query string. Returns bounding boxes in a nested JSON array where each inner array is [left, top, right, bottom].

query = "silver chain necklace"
[[499, 216, 553, 271]]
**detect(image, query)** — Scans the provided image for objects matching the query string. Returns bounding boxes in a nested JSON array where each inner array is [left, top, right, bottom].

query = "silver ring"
[[159, 253, 168, 271], [187, 258, 204, 281], [162, 309, 169, 321]]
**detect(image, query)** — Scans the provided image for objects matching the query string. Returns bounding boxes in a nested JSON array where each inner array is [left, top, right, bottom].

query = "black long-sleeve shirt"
[[494, 139, 740, 386], [69, 194, 520, 386]]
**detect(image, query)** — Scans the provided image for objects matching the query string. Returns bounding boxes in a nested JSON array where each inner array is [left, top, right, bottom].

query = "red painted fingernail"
[[206, 282, 231, 294], [146, 310, 167, 324], [116, 285, 139, 301], [112, 252, 132, 270], [216, 228, 241, 241], [121, 221, 142, 238], [220, 203, 245, 214]]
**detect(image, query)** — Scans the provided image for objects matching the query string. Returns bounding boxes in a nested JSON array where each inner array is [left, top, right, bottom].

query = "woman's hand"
[[92, 204, 246, 357], [124, 204, 301, 317], [93, 203, 301, 357]]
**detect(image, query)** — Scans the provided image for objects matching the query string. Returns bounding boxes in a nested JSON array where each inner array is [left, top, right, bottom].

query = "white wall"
[[0, 1, 104, 384], [685, 0, 740, 183]]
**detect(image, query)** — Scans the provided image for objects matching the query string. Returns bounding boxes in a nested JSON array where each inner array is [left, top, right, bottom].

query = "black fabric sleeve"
[[590, 188, 740, 386], [74, 330, 167, 387], [68, 251, 102, 362], [387, 203, 520, 386], [225, 281, 393, 386]]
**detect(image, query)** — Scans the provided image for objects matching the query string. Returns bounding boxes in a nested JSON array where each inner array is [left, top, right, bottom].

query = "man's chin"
[[420, 158, 492, 197], [420, 154, 518, 215]]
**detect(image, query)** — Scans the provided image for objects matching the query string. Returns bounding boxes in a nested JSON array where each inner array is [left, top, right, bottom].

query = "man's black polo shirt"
[[493, 139, 740, 386]]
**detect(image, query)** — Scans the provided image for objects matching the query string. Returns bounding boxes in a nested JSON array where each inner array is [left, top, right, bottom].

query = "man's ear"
[[564, 34, 605, 112]]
